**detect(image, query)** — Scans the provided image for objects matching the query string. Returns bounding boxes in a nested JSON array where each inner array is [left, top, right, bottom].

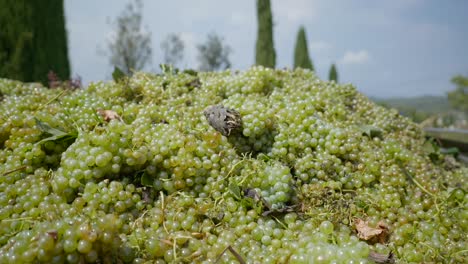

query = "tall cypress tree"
[[0, 0, 34, 81], [255, 0, 275, 68], [31, 0, 70, 84], [329, 63, 338, 82], [0, 0, 70, 85], [293, 26, 313, 71]]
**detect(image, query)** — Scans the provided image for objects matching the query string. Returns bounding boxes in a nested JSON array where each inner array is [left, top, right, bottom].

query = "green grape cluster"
[[0, 67, 467, 263]]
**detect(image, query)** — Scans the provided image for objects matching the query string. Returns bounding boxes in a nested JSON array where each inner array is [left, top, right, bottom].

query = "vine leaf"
[[228, 182, 242, 200], [140, 173, 153, 187], [35, 118, 77, 145], [359, 125, 382, 139], [112, 66, 126, 82]]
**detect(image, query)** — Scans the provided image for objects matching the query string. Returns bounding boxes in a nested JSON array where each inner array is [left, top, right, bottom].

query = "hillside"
[[373, 95, 452, 122]]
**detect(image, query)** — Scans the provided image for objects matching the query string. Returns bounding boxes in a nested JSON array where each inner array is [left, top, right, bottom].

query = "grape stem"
[[2, 165, 27, 176], [2, 217, 34, 222], [38, 89, 68, 110], [215, 245, 245, 264], [226, 159, 246, 178], [397, 161, 434, 197], [160, 191, 169, 234], [272, 216, 288, 229]]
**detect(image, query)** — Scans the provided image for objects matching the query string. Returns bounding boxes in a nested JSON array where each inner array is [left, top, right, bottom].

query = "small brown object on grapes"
[[368, 251, 395, 264], [355, 218, 389, 243], [47, 231, 59, 240], [203, 105, 242, 136], [97, 109, 123, 122]]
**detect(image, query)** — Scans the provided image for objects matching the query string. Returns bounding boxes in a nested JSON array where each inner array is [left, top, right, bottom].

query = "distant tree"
[[106, 0, 152, 75], [447, 74, 468, 112], [255, 0, 276, 68], [293, 26, 313, 71], [329, 63, 338, 82], [161, 33, 184, 67], [0, 0, 70, 84], [196, 33, 231, 71]]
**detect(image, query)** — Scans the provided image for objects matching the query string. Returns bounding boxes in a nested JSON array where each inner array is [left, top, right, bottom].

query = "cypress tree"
[[0, 0, 70, 85], [255, 0, 276, 68], [0, 0, 34, 81], [293, 26, 313, 71], [329, 63, 338, 82], [31, 0, 70, 84]]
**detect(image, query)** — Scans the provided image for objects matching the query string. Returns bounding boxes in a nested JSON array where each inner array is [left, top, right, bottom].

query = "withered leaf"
[[97, 109, 123, 122], [47, 230, 58, 240], [355, 219, 389, 243], [262, 204, 298, 217], [204, 105, 242, 136], [368, 251, 395, 264]]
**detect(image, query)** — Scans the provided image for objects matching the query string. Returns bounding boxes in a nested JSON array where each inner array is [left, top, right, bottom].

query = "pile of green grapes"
[[0, 67, 466, 263]]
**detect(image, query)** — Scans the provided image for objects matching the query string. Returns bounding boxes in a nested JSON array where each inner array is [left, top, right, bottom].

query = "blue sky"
[[65, 0, 468, 98]]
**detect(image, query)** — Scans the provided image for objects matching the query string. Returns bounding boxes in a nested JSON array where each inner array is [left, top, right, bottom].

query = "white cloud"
[[340, 50, 371, 65], [309, 41, 332, 53]]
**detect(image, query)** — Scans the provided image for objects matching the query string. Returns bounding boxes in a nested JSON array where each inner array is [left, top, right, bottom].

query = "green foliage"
[[31, 0, 70, 84], [293, 26, 313, 71], [447, 74, 468, 112], [329, 63, 338, 82], [196, 33, 231, 71], [35, 118, 77, 145], [0, 0, 34, 82], [0, 0, 70, 84], [112, 66, 126, 83], [255, 0, 276, 68]]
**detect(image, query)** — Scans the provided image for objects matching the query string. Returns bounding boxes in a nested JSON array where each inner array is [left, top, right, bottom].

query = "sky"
[[65, 0, 468, 98]]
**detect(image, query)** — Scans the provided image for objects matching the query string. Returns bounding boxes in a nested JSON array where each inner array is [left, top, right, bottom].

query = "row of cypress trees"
[[0, 0, 70, 85], [255, 0, 338, 82], [1, 0, 334, 85]]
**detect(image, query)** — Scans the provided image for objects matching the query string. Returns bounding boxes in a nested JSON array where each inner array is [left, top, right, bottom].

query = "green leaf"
[[440, 147, 459, 156], [159, 64, 178, 75], [183, 69, 198, 76], [140, 173, 153, 187], [35, 117, 68, 137], [35, 118, 77, 145], [422, 139, 437, 154], [228, 182, 241, 200], [112, 66, 126, 82], [422, 138, 440, 154], [359, 125, 382, 138]]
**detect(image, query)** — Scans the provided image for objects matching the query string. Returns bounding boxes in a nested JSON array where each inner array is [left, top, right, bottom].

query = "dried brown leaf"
[[47, 230, 58, 240], [355, 219, 389, 243], [368, 251, 395, 264], [97, 109, 122, 122], [191, 232, 205, 239], [204, 105, 242, 136]]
